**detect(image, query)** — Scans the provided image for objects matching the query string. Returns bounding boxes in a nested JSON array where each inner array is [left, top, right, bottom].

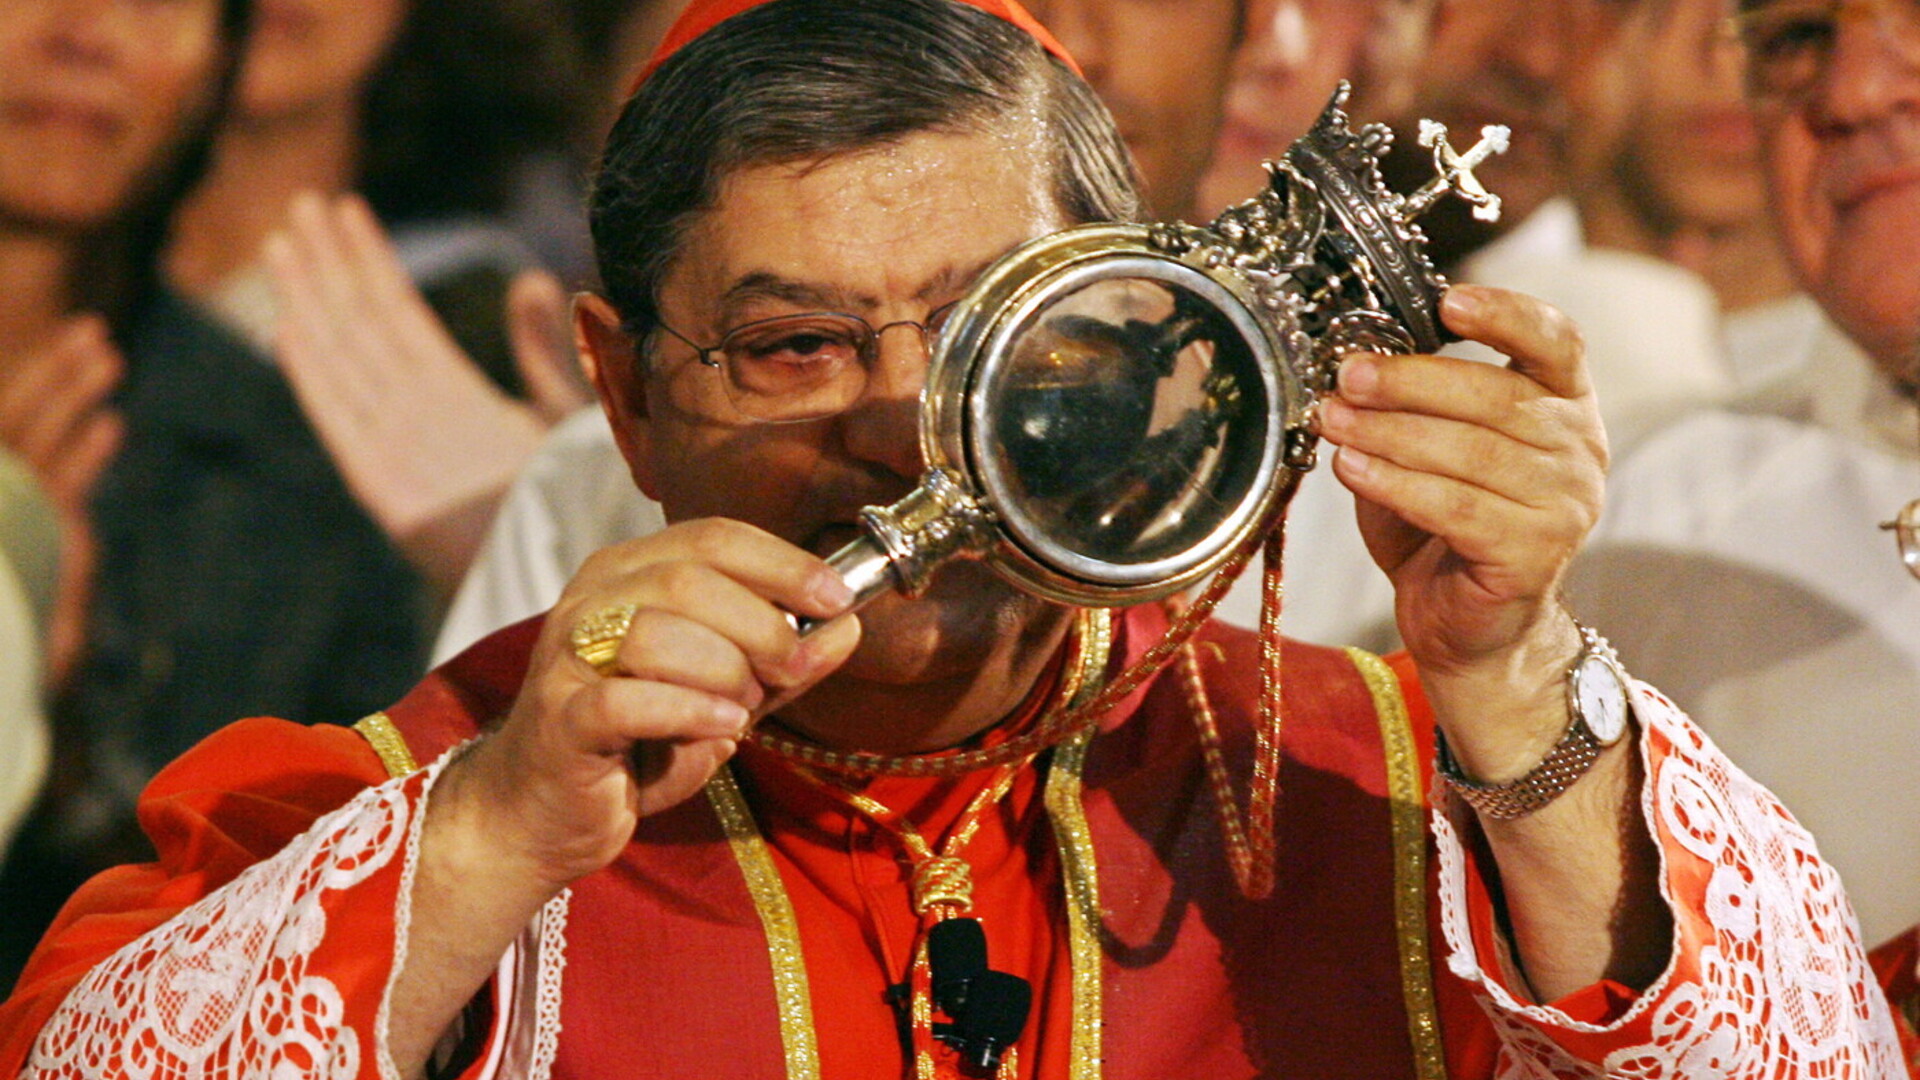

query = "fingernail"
[[1314, 396, 1346, 436], [811, 571, 855, 612], [1337, 445, 1372, 479], [1444, 286, 1482, 321], [712, 700, 751, 733], [1338, 355, 1377, 397]]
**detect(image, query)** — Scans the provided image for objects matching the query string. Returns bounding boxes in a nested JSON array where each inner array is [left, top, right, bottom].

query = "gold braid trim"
[[352, 712, 419, 778], [707, 767, 822, 1080], [1347, 649, 1447, 1080], [1043, 729, 1104, 1080], [712, 610, 1114, 1079]]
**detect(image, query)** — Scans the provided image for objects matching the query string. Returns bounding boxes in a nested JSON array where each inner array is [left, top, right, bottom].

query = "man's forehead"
[[668, 130, 1066, 319]]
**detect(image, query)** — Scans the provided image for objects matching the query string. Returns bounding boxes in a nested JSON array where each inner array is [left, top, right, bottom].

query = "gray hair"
[[588, 0, 1142, 340]]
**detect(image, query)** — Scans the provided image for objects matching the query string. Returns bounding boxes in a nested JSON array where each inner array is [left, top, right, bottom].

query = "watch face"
[[1574, 655, 1630, 746]]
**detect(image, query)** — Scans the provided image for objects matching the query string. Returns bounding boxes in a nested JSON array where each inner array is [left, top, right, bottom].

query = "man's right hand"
[[390, 520, 858, 1077], [442, 518, 860, 889]]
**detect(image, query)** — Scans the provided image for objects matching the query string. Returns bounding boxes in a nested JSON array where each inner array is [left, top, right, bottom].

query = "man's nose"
[[1810, 12, 1920, 130], [839, 327, 929, 480]]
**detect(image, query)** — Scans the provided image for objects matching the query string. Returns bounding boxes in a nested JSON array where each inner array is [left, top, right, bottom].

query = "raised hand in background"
[[266, 192, 592, 602], [0, 316, 124, 689]]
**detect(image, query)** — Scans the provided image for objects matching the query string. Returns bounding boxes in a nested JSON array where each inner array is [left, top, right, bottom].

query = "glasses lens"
[[1737, 0, 1839, 99], [719, 314, 869, 421], [1737, 0, 1920, 100]]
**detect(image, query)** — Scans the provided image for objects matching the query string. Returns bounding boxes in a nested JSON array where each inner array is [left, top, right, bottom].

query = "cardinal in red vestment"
[[0, 0, 1907, 1077]]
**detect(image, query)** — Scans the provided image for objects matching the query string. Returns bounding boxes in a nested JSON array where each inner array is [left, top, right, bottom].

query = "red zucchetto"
[[631, 0, 1080, 90]]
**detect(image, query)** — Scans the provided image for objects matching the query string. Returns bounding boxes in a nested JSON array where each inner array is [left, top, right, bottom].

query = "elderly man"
[[1567, 0, 1920, 952], [432, 0, 1258, 661], [0, 1, 1900, 1077]]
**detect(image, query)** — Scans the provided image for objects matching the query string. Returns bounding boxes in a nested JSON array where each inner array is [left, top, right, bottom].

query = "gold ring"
[[570, 603, 638, 675]]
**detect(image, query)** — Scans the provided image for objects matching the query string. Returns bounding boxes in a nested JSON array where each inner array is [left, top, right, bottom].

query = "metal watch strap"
[[1435, 717, 1604, 821], [1434, 621, 1627, 821]]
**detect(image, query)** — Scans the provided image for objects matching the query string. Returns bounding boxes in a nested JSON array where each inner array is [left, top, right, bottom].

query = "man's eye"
[[1745, 10, 1836, 59], [746, 332, 852, 364]]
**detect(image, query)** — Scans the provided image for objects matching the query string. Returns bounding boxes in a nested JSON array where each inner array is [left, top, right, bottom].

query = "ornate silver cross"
[[1404, 120, 1512, 222]]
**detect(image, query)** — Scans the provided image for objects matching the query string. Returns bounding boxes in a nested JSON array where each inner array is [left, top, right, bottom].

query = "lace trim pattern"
[[27, 773, 421, 1080], [1432, 682, 1903, 1078], [528, 890, 570, 1080], [376, 749, 461, 1080]]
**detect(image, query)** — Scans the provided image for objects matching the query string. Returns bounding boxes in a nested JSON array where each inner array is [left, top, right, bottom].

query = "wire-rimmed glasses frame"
[[1884, 499, 1920, 580], [1725, 0, 1920, 104], [651, 303, 962, 424]]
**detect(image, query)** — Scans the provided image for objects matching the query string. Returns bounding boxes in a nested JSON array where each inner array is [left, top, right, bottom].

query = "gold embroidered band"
[[1348, 648, 1447, 1080], [354, 712, 420, 778]]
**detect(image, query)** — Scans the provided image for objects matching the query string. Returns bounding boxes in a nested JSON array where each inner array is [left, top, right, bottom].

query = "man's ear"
[[573, 292, 663, 501]]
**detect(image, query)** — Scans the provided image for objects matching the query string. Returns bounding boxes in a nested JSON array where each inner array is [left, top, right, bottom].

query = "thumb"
[[508, 268, 591, 424]]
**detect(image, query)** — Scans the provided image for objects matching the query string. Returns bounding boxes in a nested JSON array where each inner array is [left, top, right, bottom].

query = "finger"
[[268, 213, 381, 409], [507, 268, 592, 423], [1439, 284, 1593, 400], [1334, 352, 1575, 451], [593, 560, 822, 690], [606, 608, 766, 710], [628, 737, 741, 818], [7, 320, 121, 474], [268, 232, 382, 456], [1317, 395, 1594, 509], [559, 676, 751, 759], [0, 316, 104, 436], [333, 194, 476, 382], [752, 608, 863, 722], [1332, 443, 1591, 572], [580, 519, 857, 623], [43, 410, 123, 511], [282, 192, 396, 402]]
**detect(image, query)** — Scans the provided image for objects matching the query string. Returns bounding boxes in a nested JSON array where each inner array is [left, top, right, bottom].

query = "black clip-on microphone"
[[928, 917, 988, 1015], [946, 970, 1032, 1071], [926, 918, 1033, 1072]]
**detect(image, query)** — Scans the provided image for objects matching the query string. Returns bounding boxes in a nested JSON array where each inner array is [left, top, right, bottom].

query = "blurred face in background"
[[1022, 0, 1244, 218], [1196, 0, 1435, 217], [0, 0, 225, 230], [1744, 0, 1920, 377], [1392, 0, 1582, 230], [1572, 0, 1769, 233], [236, 0, 405, 122]]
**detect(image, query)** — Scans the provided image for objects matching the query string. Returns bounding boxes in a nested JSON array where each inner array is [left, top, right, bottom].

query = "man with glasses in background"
[[1566, 0, 1920, 1042]]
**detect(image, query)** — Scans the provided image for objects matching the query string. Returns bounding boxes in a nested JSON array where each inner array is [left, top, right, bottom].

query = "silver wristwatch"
[[1436, 622, 1633, 820]]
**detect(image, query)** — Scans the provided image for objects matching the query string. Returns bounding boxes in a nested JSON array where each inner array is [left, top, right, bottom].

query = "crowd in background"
[[0, 0, 1913, 1026]]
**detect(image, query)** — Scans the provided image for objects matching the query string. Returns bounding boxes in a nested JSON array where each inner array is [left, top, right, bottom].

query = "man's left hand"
[[1317, 283, 1606, 783], [1319, 283, 1675, 1000]]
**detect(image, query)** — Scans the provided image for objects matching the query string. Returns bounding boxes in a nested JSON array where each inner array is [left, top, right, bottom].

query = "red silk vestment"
[[1, 607, 1904, 1078]]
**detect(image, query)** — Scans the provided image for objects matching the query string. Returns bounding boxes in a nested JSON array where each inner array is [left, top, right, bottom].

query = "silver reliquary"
[[796, 82, 1512, 632]]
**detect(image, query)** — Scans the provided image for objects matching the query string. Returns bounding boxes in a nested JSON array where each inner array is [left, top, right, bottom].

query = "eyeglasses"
[[1885, 499, 1920, 579], [654, 303, 961, 423], [1727, 0, 1920, 103]]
